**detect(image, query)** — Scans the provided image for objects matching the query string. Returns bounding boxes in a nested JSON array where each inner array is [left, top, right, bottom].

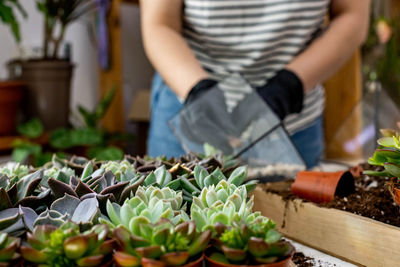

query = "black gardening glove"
[[184, 79, 218, 105], [256, 69, 304, 120]]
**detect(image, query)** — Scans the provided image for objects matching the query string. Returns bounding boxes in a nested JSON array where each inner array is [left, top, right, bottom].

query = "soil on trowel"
[[263, 164, 400, 227]]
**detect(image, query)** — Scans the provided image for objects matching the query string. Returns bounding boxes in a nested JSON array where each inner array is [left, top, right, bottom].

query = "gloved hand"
[[173, 79, 240, 154], [256, 69, 304, 120]]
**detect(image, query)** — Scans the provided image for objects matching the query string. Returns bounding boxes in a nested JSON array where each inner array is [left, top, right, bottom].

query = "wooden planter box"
[[253, 184, 400, 267]]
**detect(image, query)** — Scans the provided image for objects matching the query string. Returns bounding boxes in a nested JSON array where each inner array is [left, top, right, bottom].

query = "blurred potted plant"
[[7, 0, 96, 130], [362, 1, 400, 105], [0, 0, 26, 135]]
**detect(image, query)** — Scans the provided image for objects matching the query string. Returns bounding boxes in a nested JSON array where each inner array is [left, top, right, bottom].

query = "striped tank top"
[[182, 0, 330, 133]]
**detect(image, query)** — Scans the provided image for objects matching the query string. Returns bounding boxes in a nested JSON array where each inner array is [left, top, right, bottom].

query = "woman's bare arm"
[[286, 0, 371, 91], [140, 0, 208, 98]]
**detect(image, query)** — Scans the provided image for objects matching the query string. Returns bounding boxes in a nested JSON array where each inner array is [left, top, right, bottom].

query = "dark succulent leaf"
[[48, 178, 78, 198], [221, 245, 247, 262], [15, 189, 51, 210], [50, 194, 81, 218], [120, 176, 146, 204], [0, 189, 12, 211], [161, 252, 190, 266], [100, 181, 129, 200], [19, 206, 38, 232], [16, 170, 43, 200], [0, 208, 21, 231], [71, 197, 100, 224], [75, 180, 95, 197]]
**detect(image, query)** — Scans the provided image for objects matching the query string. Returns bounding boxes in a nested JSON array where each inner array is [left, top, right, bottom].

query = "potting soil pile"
[[263, 164, 400, 227], [292, 252, 315, 267]]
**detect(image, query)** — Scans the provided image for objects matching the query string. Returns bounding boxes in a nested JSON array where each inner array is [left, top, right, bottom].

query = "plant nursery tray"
[[253, 181, 400, 267]]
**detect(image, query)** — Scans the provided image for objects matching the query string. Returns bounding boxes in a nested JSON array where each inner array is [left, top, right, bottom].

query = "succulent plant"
[[0, 232, 21, 265], [0, 170, 50, 211], [143, 165, 182, 190], [190, 180, 264, 233], [0, 206, 37, 236], [21, 222, 115, 267], [100, 159, 136, 182], [34, 194, 101, 229], [365, 131, 400, 178], [43, 164, 75, 186], [46, 163, 145, 214], [113, 220, 211, 267], [209, 220, 294, 265], [0, 162, 30, 181], [102, 186, 189, 231]]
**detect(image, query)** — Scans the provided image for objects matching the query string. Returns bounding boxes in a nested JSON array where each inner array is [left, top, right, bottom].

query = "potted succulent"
[[364, 129, 400, 205], [112, 220, 211, 267], [0, 0, 26, 135], [7, 0, 96, 130], [20, 222, 115, 267], [205, 220, 294, 267]]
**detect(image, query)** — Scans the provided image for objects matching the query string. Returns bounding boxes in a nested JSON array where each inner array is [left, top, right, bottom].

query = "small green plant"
[[190, 180, 264, 233], [209, 220, 293, 265], [113, 220, 211, 267], [12, 87, 127, 166], [364, 129, 400, 178], [21, 222, 115, 267], [102, 186, 189, 231], [0, 0, 26, 42]]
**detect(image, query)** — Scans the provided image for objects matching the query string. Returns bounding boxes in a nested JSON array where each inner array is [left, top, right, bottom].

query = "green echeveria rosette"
[[101, 186, 189, 231], [113, 220, 211, 267], [0, 163, 30, 181], [100, 159, 136, 182], [190, 180, 265, 233], [20, 222, 115, 267]]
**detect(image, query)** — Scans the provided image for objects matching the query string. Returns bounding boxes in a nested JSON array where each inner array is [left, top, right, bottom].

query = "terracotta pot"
[[291, 171, 355, 203], [7, 59, 74, 130], [0, 81, 24, 135], [393, 187, 400, 205], [204, 248, 293, 267], [141, 254, 204, 267]]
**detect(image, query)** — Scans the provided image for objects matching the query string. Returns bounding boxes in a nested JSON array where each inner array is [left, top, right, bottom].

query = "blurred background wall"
[[0, 2, 153, 122]]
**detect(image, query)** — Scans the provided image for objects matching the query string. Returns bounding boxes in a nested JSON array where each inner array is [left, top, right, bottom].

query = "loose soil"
[[292, 252, 338, 267], [292, 252, 315, 266], [263, 164, 400, 227]]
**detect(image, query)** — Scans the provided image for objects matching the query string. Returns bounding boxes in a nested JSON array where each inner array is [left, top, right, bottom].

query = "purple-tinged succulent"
[[113, 220, 211, 267], [34, 194, 101, 230], [209, 220, 294, 265], [0, 170, 50, 212], [21, 222, 115, 267], [0, 232, 21, 266]]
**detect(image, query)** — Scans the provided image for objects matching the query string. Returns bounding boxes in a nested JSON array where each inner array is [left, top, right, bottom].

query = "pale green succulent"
[[100, 159, 136, 181], [0, 162, 30, 180], [190, 180, 265, 233], [44, 166, 75, 179], [101, 186, 189, 232]]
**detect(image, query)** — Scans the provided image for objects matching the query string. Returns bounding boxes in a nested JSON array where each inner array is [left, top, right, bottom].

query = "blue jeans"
[[147, 73, 324, 169]]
